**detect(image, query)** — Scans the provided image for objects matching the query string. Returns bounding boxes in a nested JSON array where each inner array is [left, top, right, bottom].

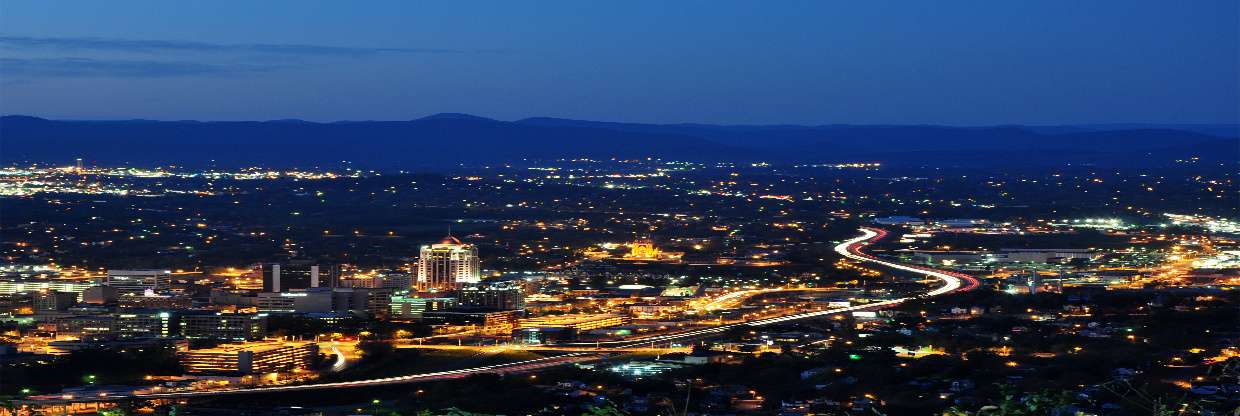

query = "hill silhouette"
[[1, 115, 1235, 169]]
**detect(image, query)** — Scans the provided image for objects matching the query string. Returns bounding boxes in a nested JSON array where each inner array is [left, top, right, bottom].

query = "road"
[[559, 227, 978, 348], [20, 353, 597, 405], [23, 227, 976, 405]]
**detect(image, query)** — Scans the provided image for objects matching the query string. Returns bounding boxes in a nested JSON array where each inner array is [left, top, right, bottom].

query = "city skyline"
[[1, 2, 1237, 416]]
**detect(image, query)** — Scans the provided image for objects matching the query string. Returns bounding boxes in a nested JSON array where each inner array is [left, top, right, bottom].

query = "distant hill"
[[1, 115, 1235, 169]]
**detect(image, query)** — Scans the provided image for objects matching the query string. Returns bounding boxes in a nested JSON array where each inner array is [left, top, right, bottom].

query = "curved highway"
[[26, 227, 976, 404], [564, 227, 978, 347]]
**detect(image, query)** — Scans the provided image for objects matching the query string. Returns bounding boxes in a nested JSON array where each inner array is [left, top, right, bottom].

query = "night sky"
[[1, 1, 1236, 125]]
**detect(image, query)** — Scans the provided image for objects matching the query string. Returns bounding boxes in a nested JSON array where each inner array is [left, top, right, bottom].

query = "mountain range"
[[1, 114, 1236, 169]]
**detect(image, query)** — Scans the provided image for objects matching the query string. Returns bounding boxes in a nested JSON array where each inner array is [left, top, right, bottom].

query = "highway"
[[22, 227, 977, 405], [560, 227, 978, 348], [21, 353, 597, 405]]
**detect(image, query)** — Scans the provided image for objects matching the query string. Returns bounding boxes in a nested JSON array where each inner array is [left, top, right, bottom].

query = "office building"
[[514, 314, 631, 343], [178, 341, 318, 375], [338, 271, 413, 290], [256, 289, 333, 313], [33, 290, 78, 312], [115, 311, 176, 338], [82, 285, 119, 305], [331, 287, 393, 317], [458, 281, 525, 311], [421, 309, 520, 334], [389, 293, 457, 319], [104, 269, 173, 294], [0, 277, 93, 298], [255, 287, 392, 316], [416, 236, 481, 291], [518, 313, 629, 332], [262, 262, 338, 293], [118, 292, 193, 309], [181, 312, 267, 341]]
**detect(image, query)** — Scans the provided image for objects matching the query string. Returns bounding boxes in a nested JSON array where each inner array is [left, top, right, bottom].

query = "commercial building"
[[518, 313, 629, 332], [256, 287, 392, 316], [0, 277, 93, 298], [515, 313, 630, 342], [389, 293, 456, 319], [34, 290, 78, 312], [81, 285, 119, 305], [262, 262, 338, 293], [331, 287, 393, 317], [181, 312, 267, 341], [458, 281, 525, 311], [54, 311, 176, 339], [178, 341, 318, 375], [995, 249, 1098, 264], [339, 271, 413, 290], [114, 311, 176, 338], [256, 289, 333, 313], [416, 236, 481, 291], [118, 292, 193, 309], [422, 309, 520, 334], [104, 269, 173, 293]]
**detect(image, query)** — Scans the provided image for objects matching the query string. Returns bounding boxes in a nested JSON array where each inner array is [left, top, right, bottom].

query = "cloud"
[[0, 57, 280, 78], [0, 35, 468, 56]]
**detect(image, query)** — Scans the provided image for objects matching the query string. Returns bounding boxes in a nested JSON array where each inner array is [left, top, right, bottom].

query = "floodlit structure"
[[178, 341, 318, 374], [416, 236, 481, 291]]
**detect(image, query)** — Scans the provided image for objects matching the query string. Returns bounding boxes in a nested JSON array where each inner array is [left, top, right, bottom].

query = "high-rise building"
[[458, 281, 525, 311], [416, 236, 481, 292], [104, 269, 172, 294], [262, 262, 338, 293]]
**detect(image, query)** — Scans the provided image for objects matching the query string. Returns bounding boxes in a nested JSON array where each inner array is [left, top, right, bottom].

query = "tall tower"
[[416, 236, 481, 292]]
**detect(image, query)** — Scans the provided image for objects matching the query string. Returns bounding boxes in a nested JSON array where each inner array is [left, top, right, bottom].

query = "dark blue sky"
[[1, 1, 1236, 125]]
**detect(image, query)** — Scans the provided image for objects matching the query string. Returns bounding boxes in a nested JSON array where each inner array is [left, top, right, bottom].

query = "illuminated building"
[[621, 240, 683, 262], [628, 240, 660, 259], [389, 293, 456, 319], [181, 312, 267, 341], [0, 277, 93, 298], [118, 292, 193, 309], [178, 341, 318, 375], [339, 271, 413, 290], [262, 262, 338, 293], [518, 313, 629, 331], [516, 313, 630, 342], [54, 311, 176, 339], [115, 311, 175, 338], [104, 269, 172, 294], [421, 310, 520, 335], [416, 236, 481, 291], [457, 281, 525, 311]]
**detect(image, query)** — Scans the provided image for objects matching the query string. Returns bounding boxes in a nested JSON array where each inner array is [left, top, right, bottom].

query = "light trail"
[[21, 353, 594, 404], [562, 227, 978, 348], [26, 227, 977, 404], [328, 343, 348, 372]]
